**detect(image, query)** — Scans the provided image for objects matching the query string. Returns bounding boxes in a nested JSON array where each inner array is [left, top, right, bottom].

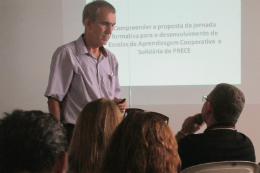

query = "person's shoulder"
[[56, 40, 77, 52], [235, 131, 255, 158], [236, 131, 254, 143], [51, 40, 78, 60], [220, 129, 251, 139], [178, 133, 204, 145]]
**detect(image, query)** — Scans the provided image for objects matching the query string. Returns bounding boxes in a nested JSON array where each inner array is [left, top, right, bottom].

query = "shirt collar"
[[204, 123, 236, 133], [76, 34, 108, 57]]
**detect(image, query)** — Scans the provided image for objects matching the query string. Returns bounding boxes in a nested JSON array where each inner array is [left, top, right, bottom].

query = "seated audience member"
[[0, 110, 68, 173], [68, 98, 122, 173], [175, 83, 255, 170], [101, 109, 181, 173]]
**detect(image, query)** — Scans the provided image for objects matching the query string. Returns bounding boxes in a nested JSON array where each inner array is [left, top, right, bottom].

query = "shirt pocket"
[[101, 73, 115, 97]]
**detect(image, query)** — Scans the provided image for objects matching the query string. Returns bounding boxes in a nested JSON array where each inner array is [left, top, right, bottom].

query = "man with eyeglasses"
[[175, 83, 255, 170]]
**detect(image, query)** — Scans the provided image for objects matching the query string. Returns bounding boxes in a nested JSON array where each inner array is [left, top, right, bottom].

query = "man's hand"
[[175, 113, 205, 142], [114, 97, 127, 113], [181, 113, 205, 135]]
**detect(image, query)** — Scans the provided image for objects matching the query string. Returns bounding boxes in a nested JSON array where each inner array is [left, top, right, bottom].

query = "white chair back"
[[180, 161, 259, 173]]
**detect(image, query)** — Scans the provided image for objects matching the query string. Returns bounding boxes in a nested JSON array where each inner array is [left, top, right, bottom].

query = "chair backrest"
[[180, 161, 259, 173]]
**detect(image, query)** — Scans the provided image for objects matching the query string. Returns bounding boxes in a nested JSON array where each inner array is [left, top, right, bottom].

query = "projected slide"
[[90, 0, 241, 86]]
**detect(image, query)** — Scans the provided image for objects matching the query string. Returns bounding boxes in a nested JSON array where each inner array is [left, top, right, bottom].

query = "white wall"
[[0, 0, 260, 162], [0, 0, 63, 113]]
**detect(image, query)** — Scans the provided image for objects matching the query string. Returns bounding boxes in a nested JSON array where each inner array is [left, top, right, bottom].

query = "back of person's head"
[[68, 98, 122, 173], [208, 83, 245, 124], [0, 110, 68, 173], [101, 110, 181, 173], [82, 0, 116, 23]]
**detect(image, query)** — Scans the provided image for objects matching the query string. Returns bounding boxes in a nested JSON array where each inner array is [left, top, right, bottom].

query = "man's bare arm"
[[48, 97, 61, 121]]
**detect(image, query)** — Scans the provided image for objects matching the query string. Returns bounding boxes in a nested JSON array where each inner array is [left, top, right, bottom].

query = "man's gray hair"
[[208, 83, 245, 124], [82, 0, 116, 24], [0, 110, 68, 172]]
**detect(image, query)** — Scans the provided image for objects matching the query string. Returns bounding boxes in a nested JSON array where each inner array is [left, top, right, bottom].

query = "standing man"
[[45, 0, 127, 143]]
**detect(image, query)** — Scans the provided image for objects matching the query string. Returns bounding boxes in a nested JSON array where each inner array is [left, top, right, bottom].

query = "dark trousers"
[[63, 123, 75, 145]]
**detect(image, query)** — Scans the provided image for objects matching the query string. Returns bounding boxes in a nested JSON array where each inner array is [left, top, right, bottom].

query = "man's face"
[[86, 7, 116, 47]]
